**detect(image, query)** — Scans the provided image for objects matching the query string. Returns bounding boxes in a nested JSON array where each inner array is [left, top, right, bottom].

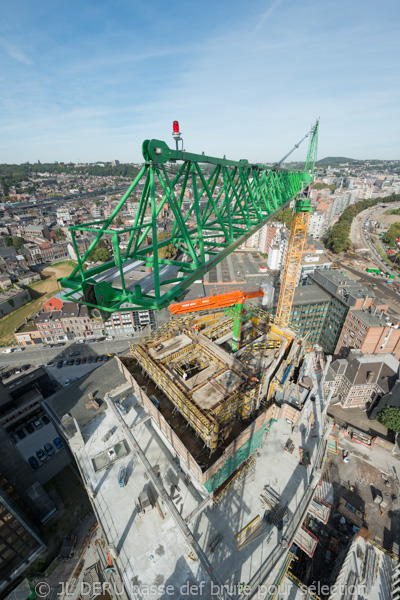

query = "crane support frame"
[[58, 122, 319, 313], [275, 210, 310, 328]]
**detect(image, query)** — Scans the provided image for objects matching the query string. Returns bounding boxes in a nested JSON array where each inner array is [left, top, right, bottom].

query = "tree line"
[[326, 193, 400, 253]]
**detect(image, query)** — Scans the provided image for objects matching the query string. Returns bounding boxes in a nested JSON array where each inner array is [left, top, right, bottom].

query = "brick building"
[[325, 351, 399, 409], [14, 298, 156, 345], [335, 309, 400, 359]]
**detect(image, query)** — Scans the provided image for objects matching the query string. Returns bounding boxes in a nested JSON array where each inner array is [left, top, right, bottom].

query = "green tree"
[[156, 231, 176, 259], [55, 229, 66, 240], [384, 223, 400, 246], [327, 223, 350, 253], [3, 236, 13, 247], [12, 236, 25, 250], [274, 207, 293, 229], [377, 406, 400, 432], [88, 247, 111, 263]]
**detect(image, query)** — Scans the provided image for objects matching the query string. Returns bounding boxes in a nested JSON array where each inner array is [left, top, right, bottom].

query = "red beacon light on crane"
[[172, 120, 182, 150]]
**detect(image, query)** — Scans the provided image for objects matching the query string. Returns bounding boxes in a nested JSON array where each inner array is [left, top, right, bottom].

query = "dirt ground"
[[326, 450, 399, 548]]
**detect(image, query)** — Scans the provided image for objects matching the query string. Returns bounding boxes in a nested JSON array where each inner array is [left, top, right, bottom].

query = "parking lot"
[[11, 415, 70, 484], [46, 353, 112, 386]]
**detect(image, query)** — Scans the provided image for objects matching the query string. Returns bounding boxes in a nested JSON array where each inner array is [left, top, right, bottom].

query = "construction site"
[[118, 289, 313, 494]]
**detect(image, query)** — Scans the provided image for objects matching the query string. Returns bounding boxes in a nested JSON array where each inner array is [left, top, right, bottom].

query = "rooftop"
[[45, 358, 126, 432], [351, 308, 398, 328]]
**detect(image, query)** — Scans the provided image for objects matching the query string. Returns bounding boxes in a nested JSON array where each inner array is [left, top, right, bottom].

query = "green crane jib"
[[58, 122, 319, 314]]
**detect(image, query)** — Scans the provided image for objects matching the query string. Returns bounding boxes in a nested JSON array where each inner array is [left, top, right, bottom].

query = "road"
[[0, 338, 133, 369], [350, 202, 400, 272]]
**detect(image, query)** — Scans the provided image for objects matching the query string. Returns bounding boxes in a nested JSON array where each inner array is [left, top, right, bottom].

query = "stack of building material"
[[236, 515, 267, 551], [327, 436, 339, 455], [299, 447, 311, 466], [338, 498, 363, 528], [260, 485, 280, 509]]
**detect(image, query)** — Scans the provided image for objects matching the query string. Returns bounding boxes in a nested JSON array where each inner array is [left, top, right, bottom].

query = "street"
[[1, 338, 134, 369]]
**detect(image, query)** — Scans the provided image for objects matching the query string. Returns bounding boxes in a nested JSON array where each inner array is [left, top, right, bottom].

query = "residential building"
[[324, 351, 399, 409], [307, 210, 326, 239], [284, 285, 348, 353], [335, 308, 400, 359], [297, 254, 332, 285], [14, 298, 157, 345]]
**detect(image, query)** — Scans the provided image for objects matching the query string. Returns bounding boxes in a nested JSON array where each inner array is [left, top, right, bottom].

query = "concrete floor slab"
[[72, 394, 207, 600], [191, 371, 243, 411], [147, 334, 193, 360]]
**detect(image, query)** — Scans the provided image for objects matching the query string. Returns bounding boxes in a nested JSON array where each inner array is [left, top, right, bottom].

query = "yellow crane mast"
[[275, 121, 319, 328]]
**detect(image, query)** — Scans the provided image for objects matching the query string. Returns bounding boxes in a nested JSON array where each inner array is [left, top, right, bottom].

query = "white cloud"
[[2, 39, 33, 65]]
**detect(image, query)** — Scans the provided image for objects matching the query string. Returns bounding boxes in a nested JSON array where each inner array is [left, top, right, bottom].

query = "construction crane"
[[169, 287, 264, 351], [58, 120, 319, 315], [275, 120, 319, 328]]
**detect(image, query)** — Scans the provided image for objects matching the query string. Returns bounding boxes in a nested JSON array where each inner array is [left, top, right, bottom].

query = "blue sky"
[[1, 0, 399, 164]]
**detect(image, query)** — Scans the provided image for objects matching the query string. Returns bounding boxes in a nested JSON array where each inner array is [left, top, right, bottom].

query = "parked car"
[[36, 449, 47, 462], [16, 429, 25, 439], [45, 361, 54, 367], [43, 344, 52, 349], [28, 456, 39, 469], [67, 359, 74, 366], [21, 364, 30, 371], [93, 356, 98, 363], [87, 357, 93, 364], [14, 347, 23, 352], [69, 351, 80, 357], [87, 338, 95, 343], [42, 415, 50, 425], [105, 336, 114, 341], [72, 376, 78, 382], [44, 442, 55, 457], [2, 348, 13, 354], [81, 357, 87, 364], [63, 360, 68, 366], [57, 361, 63, 369], [75, 358, 81, 365], [55, 343, 65, 347], [64, 379, 71, 387], [54, 437, 63, 449], [33, 419, 43, 429], [26, 423, 34, 434], [77, 339, 84, 344]]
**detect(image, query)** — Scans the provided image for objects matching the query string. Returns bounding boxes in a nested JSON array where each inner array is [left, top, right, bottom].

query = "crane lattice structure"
[[59, 121, 319, 314], [275, 124, 319, 327]]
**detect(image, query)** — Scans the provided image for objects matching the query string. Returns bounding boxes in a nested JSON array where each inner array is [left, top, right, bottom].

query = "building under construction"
[[118, 302, 313, 493]]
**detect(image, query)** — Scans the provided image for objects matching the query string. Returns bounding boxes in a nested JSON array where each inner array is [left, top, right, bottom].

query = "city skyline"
[[1, 0, 399, 164]]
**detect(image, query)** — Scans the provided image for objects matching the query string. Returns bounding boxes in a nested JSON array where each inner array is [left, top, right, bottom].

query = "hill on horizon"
[[316, 156, 357, 166]]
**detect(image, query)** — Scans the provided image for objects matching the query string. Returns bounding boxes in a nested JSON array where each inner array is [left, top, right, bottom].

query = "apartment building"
[[335, 308, 400, 359], [284, 285, 348, 353], [14, 298, 156, 345], [324, 351, 399, 409], [307, 210, 326, 239]]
